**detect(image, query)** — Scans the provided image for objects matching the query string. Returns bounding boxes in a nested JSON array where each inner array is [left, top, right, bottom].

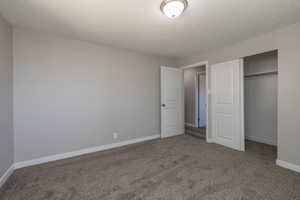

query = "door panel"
[[215, 66, 234, 104], [211, 60, 243, 151], [216, 114, 234, 139], [161, 66, 184, 138]]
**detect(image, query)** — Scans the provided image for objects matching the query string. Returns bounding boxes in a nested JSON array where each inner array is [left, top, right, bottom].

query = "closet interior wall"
[[244, 50, 278, 146]]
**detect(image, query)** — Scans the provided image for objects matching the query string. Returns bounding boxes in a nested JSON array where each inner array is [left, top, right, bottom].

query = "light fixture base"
[[160, 0, 188, 19]]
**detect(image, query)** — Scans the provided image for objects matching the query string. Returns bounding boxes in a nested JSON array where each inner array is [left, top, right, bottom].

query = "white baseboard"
[[206, 138, 214, 143], [14, 134, 160, 169], [0, 165, 14, 188], [276, 159, 300, 173], [246, 135, 276, 146]]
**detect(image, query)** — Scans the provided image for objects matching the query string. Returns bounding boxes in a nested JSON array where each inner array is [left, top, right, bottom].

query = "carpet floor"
[[1, 135, 299, 200]]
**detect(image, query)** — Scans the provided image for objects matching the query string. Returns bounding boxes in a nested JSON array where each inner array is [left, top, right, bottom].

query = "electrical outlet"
[[113, 132, 118, 139]]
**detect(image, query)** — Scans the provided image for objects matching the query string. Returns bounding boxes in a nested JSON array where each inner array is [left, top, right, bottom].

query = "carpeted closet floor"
[[1, 135, 299, 200]]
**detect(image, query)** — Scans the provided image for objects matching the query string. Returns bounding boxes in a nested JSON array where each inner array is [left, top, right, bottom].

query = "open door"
[[211, 60, 244, 151], [161, 66, 184, 138]]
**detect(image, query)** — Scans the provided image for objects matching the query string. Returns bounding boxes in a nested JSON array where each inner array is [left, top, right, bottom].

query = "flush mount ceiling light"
[[160, 0, 188, 19]]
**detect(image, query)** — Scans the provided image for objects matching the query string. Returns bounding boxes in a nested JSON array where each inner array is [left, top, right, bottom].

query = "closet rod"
[[244, 71, 278, 78]]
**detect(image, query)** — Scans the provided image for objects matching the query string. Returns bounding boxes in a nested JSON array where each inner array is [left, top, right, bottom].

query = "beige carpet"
[[1, 135, 299, 200]]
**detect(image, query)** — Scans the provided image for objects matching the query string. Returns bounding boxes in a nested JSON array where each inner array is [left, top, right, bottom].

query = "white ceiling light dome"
[[161, 0, 188, 19]]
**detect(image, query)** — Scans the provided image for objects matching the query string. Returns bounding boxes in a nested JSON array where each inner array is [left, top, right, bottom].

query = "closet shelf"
[[244, 71, 278, 78]]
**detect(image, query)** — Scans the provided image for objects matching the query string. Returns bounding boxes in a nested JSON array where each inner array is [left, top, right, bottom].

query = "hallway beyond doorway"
[[185, 125, 206, 139]]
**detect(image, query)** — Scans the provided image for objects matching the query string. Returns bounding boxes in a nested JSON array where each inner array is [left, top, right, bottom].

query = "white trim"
[[181, 61, 209, 69], [14, 134, 160, 169], [205, 64, 211, 143], [163, 132, 185, 139], [276, 159, 300, 173], [239, 58, 245, 151], [206, 138, 214, 143], [0, 165, 14, 188]]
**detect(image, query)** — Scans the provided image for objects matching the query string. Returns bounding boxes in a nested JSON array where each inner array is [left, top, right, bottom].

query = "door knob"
[[161, 104, 166, 107]]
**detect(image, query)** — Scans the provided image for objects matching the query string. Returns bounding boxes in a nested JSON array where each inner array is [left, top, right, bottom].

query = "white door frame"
[[181, 61, 211, 143], [239, 58, 245, 151]]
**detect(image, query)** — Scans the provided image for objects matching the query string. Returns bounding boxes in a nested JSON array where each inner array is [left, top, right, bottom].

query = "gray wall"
[[244, 51, 278, 146], [184, 66, 206, 126], [179, 22, 300, 167], [13, 28, 176, 162], [0, 16, 13, 177]]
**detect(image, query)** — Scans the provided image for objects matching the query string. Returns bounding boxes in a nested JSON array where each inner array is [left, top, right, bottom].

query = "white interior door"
[[211, 60, 244, 151], [161, 66, 184, 138]]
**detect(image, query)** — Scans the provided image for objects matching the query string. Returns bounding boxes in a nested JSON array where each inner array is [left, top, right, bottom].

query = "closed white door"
[[161, 66, 184, 138], [211, 60, 244, 151]]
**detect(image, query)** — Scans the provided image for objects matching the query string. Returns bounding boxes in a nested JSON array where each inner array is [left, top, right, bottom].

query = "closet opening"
[[243, 50, 278, 156], [184, 65, 207, 139]]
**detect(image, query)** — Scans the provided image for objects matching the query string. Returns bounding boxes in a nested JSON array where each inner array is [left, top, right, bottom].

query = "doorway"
[[243, 50, 278, 153], [184, 65, 207, 139]]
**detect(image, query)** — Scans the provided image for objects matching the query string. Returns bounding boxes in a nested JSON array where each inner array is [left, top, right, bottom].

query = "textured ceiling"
[[1, 0, 300, 58]]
